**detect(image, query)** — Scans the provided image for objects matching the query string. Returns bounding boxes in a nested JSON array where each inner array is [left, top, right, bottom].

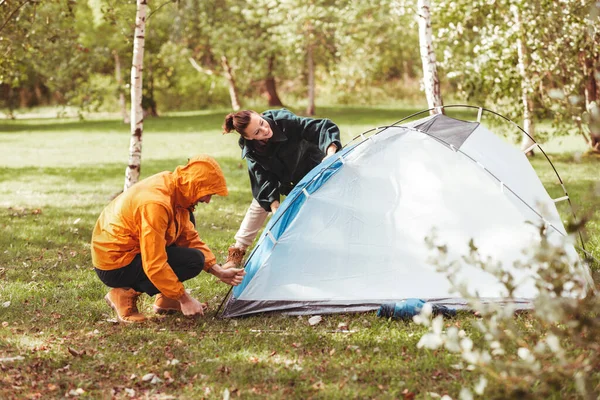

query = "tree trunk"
[[513, 7, 536, 156], [265, 55, 284, 107], [306, 41, 315, 116], [113, 49, 130, 124], [221, 55, 241, 111], [582, 52, 600, 152], [417, 0, 443, 115], [124, 0, 147, 191], [19, 87, 30, 108]]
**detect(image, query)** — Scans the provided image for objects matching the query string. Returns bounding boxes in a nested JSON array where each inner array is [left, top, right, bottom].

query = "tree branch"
[[188, 57, 214, 75], [147, 0, 175, 21], [0, 0, 32, 34]]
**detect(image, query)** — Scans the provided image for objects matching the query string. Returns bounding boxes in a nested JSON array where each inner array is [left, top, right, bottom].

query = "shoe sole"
[[153, 305, 181, 315], [104, 294, 145, 323]]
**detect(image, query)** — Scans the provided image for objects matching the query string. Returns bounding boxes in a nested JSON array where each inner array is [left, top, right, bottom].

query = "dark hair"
[[222, 110, 256, 136]]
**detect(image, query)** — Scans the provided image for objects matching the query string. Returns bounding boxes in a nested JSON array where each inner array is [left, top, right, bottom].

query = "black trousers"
[[95, 211, 203, 296], [95, 246, 204, 296]]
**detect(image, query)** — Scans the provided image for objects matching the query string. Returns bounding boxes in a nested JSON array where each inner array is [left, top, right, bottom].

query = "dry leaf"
[[308, 316, 322, 326], [67, 347, 85, 357], [142, 373, 156, 382], [402, 388, 416, 400]]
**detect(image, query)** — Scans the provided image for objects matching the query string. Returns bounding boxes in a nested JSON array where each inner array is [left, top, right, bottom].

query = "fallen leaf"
[[312, 381, 325, 390], [67, 347, 85, 357], [2, 301, 10, 308], [337, 322, 349, 331], [269, 351, 277, 357], [308, 315, 322, 326], [142, 373, 156, 382], [67, 388, 85, 397], [402, 388, 416, 400]]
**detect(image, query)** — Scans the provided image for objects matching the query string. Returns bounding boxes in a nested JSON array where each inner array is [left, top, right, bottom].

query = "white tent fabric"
[[222, 114, 580, 317]]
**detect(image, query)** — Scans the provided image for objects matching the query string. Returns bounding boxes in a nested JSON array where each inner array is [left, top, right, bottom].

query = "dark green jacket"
[[239, 108, 342, 212]]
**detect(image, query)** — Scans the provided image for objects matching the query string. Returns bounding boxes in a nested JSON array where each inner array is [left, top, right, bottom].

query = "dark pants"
[[95, 246, 204, 296]]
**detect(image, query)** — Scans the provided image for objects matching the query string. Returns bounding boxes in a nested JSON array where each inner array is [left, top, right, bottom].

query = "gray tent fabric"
[[410, 114, 479, 149]]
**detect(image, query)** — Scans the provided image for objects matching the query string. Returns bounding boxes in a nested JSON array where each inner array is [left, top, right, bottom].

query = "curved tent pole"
[[345, 104, 585, 252]]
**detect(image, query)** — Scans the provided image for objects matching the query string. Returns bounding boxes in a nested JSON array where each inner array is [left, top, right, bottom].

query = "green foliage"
[[419, 212, 600, 398], [433, 0, 600, 144], [0, 108, 598, 398]]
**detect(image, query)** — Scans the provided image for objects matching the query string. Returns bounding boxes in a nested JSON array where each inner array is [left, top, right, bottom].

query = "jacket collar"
[[240, 115, 287, 159]]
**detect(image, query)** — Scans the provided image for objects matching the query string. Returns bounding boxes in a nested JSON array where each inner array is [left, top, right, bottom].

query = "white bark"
[[417, 0, 443, 114], [513, 6, 536, 154], [221, 55, 241, 111], [124, 0, 147, 191]]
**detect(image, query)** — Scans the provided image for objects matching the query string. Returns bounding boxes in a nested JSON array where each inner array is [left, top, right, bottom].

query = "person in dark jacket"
[[222, 108, 342, 267]]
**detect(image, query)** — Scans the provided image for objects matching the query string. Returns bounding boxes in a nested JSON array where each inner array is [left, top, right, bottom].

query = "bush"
[[416, 220, 599, 399]]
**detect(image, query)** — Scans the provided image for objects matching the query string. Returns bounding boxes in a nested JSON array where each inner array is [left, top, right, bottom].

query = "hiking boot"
[[104, 288, 147, 323], [153, 293, 181, 315], [224, 245, 246, 268]]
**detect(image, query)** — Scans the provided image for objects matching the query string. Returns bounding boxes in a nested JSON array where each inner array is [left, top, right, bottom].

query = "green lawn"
[[0, 106, 598, 399]]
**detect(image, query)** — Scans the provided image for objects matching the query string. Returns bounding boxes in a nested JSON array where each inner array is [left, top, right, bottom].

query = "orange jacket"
[[91, 155, 228, 299]]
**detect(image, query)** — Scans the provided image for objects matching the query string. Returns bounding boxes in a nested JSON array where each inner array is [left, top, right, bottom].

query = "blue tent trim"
[[233, 144, 356, 297]]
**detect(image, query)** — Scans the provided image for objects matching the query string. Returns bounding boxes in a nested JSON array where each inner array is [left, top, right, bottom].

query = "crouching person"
[[91, 155, 246, 323]]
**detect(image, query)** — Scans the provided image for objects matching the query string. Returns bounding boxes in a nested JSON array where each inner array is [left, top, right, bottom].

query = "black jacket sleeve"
[[270, 109, 342, 153], [247, 158, 280, 212]]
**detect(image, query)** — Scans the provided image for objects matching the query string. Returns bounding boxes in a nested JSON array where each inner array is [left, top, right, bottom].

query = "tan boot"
[[104, 288, 147, 323], [153, 293, 181, 315], [224, 245, 246, 268]]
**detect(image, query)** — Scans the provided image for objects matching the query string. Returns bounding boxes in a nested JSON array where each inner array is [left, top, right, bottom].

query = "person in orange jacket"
[[91, 155, 245, 323]]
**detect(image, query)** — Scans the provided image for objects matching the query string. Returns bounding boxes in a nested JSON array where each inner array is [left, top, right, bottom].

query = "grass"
[[0, 106, 598, 399]]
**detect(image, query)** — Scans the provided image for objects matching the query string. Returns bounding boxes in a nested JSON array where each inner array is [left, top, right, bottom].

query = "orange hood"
[[171, 155, 228, 210]]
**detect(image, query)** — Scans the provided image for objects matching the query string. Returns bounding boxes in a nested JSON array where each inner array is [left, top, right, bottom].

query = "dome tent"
[[221, 106, 584, 318]]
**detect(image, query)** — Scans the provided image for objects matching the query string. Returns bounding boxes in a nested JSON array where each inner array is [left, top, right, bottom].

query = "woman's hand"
[[270, 200, 280, 214], [324, 143, 338, 159]]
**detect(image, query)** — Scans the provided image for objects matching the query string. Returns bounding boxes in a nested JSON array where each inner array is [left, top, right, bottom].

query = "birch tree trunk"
[[124, 0, 147, 191], [221, 55, 241, 111], [582, 53, 600, 152], [513, 6, 536, 156], [417, 0, 443, 115], [113, 49, 130, 124], [306, 41, 315, 116]]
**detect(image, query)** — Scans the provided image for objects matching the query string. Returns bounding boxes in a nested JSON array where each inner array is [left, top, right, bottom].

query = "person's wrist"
[[209, 263, 223, 278]]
